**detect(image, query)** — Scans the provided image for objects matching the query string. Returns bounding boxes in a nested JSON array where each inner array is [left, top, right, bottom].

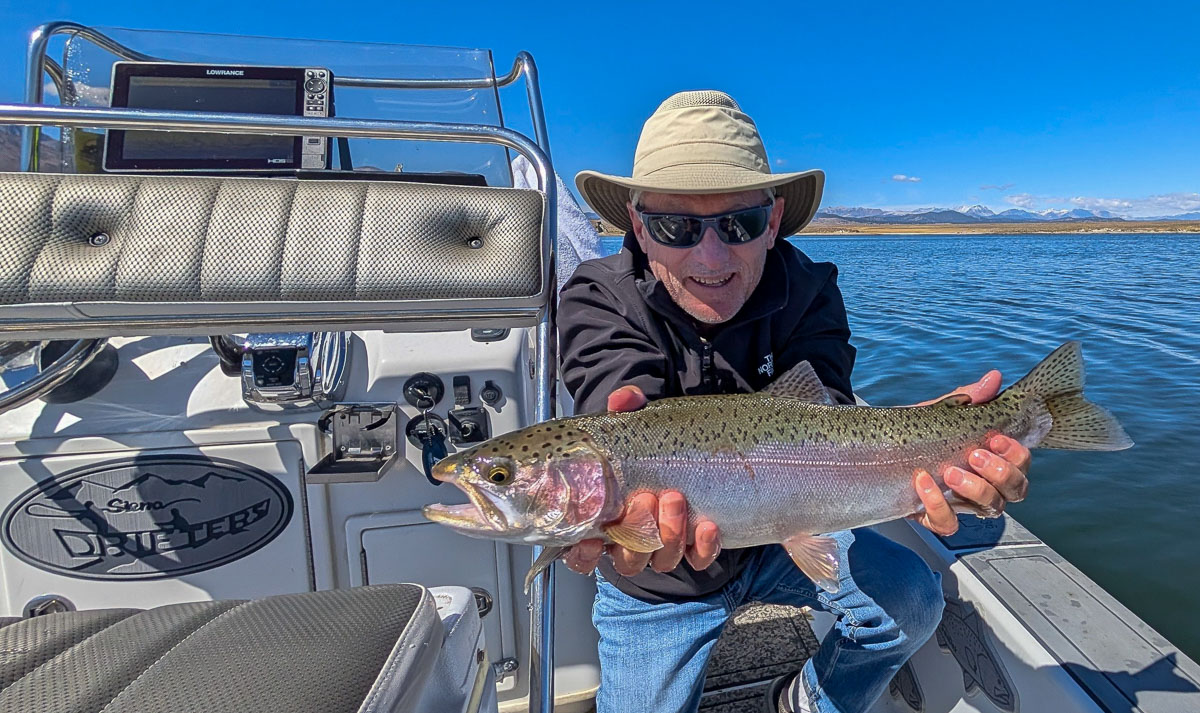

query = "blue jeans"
[[591, 529, 944, 713]]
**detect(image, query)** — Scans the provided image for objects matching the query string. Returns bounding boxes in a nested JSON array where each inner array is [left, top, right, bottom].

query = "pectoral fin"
[[603, 507, 664, 553], [523, 546, 569, 594], [782, 533, 842, 594]]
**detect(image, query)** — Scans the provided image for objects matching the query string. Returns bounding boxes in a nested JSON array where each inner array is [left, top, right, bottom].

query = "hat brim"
[[576, 165, 825, 237]]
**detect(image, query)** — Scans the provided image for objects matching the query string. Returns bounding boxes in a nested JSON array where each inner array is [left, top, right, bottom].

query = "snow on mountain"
[[956, 204, 995, 218]]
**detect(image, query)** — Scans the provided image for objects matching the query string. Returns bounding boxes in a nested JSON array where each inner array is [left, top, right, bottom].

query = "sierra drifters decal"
[[1, 455, 293, 580]]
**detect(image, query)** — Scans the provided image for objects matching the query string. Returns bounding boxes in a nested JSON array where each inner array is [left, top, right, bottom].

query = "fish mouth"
[[423, 480, 509, 533]]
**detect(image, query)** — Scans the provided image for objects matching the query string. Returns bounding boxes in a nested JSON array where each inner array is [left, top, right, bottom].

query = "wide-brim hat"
[[576, 90, 824, 237]]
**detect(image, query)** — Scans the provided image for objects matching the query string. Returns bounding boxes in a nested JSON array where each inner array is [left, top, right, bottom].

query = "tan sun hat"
[[576, 90, 825, 237]]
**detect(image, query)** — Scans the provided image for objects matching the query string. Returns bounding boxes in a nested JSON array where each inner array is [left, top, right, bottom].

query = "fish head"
[[423, 422, 617, 546]]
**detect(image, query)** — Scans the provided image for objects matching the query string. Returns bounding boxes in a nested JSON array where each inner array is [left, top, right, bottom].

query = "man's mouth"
[[688, 274, 734, 289]]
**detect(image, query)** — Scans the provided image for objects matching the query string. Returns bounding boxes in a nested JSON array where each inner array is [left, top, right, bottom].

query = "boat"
[[0, 19, 1196, 713]]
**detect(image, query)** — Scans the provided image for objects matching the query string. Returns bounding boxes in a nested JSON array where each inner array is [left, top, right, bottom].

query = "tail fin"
[[1010, 341, 1133, 451]]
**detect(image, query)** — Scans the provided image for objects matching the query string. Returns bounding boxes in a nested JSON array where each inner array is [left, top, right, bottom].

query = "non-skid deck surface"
[[699, 603, 820, 712]]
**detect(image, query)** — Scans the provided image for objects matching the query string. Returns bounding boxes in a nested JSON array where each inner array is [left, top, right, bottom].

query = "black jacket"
[[558, 233, 856, 601]]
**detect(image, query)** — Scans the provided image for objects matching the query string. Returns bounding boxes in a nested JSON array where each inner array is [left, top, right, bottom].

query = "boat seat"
[[0, 584, 443, 713], [0, 171, 548, 340]]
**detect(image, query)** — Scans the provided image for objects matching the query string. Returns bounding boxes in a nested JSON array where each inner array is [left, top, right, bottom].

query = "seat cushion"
[[0, 172, 548, 338], [0, 584, 441, 713]]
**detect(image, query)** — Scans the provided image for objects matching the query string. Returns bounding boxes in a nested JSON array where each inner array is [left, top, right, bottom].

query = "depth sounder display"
[[103, 62, 332, 173]]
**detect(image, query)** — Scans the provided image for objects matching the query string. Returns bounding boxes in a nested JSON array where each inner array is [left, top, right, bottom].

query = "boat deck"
[[700, 603, 820, 712]]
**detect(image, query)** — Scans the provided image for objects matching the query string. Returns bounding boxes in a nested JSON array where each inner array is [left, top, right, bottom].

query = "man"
[[557, 91, 1031, 713]]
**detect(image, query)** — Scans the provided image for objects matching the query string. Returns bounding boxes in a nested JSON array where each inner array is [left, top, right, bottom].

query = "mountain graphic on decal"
[[109, 471, 246, 491], [43, 470, 247, 500]]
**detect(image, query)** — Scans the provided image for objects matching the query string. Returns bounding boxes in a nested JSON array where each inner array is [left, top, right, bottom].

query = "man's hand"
[[562, 385, 722, 577], [910, 370, 1032, 536]]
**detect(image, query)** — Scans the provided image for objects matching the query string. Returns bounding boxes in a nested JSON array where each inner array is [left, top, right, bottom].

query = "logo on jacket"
[[1, 455, 293, 580], [758, 353, 775, 378]]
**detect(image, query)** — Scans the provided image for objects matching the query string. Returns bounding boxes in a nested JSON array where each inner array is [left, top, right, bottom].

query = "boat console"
[[1, 19, 1198, 713], [0, 21, 573, 713]]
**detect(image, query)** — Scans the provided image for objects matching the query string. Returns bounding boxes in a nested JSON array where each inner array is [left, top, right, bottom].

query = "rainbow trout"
[[424, 342, 1132, 592]]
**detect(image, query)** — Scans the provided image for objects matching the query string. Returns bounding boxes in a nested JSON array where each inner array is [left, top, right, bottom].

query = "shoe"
[[762, 673, 812, 713], [762, 674, 793, 713]]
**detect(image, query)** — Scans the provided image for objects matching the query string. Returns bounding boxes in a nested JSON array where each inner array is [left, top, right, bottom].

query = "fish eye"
[[488, 465, 513, 485]]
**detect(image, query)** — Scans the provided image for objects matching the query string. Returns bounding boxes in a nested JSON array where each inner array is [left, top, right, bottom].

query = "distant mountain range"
[[817, 204, 1200, 223]]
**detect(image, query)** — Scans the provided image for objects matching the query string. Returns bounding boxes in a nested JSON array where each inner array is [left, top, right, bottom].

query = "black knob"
[[403, 373, 445, 409], [480, 380, 502, 406]]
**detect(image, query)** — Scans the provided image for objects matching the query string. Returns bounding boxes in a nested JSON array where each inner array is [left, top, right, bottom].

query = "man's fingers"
[[910, 369, 1002, 407], [960, 369, 1002, 404], [611, 546, 653, 576], [564, 539, 604, 574], [607, 385, 648, 413], [610, 492, 658, 576], [684, 521, 721, 571], [968, 447, 1029, 503], [650, 491, 687, 573], [944, 465, 1007, 514], [913, 469, 958, 535], [990, 434, 1032, 473]]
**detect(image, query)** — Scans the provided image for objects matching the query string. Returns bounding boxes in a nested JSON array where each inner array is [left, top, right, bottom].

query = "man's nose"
[[691, 226, 731, 266]]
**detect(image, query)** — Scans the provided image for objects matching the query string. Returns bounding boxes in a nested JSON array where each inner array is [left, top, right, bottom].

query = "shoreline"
[[593, 220, 1200, 237], [798, 220, 1200, 235]]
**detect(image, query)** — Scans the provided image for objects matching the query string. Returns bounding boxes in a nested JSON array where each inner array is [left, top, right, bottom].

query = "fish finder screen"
[[121, 77, 297, 161]]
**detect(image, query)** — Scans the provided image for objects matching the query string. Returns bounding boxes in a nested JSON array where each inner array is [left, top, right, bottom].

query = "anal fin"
[[782, 533, 842, 594]]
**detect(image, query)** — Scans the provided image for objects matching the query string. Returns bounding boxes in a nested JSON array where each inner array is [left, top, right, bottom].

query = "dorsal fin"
[[763, 361, 834, 405]]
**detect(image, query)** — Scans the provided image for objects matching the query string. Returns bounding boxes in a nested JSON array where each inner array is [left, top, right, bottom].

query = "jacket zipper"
[[699, 339, 715, 390]]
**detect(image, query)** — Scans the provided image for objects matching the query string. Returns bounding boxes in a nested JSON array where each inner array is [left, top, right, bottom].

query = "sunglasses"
[[636, 201, 775, 248]]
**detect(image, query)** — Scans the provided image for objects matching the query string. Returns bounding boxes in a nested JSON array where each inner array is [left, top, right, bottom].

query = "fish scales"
[[569, 391, 1030, 546]]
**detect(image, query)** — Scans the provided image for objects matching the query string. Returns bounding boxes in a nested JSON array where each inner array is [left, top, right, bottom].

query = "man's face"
[[627, 190, 785, 324]]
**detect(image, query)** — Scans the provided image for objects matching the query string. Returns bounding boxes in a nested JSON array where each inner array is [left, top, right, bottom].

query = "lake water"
[[600, 232, 1200, 660]]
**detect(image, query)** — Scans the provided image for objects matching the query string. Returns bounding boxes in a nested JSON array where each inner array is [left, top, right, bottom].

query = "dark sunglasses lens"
[[648, 216, 702, 247], [720, 207, 772, 244]]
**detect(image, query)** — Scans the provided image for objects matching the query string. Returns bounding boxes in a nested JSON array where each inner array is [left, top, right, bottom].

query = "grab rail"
[[23, 22, 551, 171]]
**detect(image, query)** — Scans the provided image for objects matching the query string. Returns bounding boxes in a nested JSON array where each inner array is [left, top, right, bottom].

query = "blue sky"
[[2, 1, 1199, 216]]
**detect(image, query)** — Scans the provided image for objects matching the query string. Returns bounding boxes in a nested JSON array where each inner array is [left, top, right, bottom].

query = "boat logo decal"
[[1, 455, 293, 580], [888, 660, 924, 712], [936, 596, 1019, 711]]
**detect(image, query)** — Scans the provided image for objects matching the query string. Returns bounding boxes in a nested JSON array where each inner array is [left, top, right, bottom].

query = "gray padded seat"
[[0, 584, 443, 713], [0, 172, 548, 339]]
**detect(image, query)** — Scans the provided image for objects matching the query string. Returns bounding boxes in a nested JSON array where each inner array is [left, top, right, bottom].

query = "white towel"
[[511, 155, 605, 293]]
